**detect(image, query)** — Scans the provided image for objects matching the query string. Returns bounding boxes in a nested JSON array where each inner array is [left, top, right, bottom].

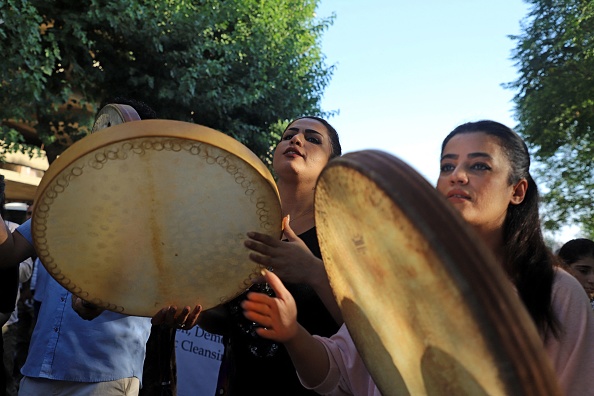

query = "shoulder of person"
[[551, 267, 591, 310], [553, 266, 583, 290]]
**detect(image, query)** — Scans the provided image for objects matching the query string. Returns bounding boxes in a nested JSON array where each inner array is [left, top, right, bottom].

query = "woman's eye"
[[440, 163, 454, 172], [471, 163, 491, 171], [306, 137, 321, 144], [282, 134, 294, 141]]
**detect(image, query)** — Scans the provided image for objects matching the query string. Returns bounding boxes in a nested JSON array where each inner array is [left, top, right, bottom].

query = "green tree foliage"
[[509, 0, 594, 238], [0, 0, 335, 165]]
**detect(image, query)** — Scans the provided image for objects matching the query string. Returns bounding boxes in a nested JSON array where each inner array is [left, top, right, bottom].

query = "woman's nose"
[[290, 133, 304, 146], [450, 167, 468, 184]]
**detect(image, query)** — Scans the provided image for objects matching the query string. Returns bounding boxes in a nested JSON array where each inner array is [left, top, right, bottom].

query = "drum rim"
[[34, 119, 279, 205]]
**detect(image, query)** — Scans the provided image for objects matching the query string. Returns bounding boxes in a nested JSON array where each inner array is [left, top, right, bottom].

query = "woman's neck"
[[277, 178, 316, 234], [475, 225, 506, 265]]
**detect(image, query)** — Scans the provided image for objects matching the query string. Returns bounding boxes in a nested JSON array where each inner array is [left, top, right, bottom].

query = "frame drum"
[[314, 150, 561, 395], [91, 103, 141, 132], [32, 119, 282, 317]]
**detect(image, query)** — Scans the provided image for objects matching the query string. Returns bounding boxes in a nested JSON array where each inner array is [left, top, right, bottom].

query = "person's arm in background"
[[0, 228, 35, 269], [242, 270, 331, 387]]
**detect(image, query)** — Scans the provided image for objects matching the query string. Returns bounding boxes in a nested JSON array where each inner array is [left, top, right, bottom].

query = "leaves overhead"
[[0, 0, 335, 165], [508, 0, 594, 238]]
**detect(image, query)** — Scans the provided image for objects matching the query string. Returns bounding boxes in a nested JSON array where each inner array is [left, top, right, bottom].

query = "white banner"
[[175, 326, 224, 396]]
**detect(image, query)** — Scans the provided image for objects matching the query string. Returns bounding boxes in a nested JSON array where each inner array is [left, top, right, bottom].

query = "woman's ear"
[[510, 178, 528, 205]]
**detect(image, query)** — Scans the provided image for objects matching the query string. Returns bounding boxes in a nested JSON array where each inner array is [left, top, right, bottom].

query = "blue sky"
[[315, 0, 581, 241], [316, 0, 530, 184]]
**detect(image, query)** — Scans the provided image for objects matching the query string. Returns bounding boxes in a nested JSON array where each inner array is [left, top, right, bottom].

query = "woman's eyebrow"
[[440, 152, 492, 161], [467, 152, 492, 159], [441, 153, 458, 161]]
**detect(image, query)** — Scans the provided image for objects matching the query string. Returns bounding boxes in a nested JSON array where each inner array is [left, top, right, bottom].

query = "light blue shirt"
[[17, 220, 152, 382]]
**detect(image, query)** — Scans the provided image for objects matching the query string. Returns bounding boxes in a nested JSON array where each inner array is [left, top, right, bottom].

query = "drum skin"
[[32, 119, 282, 317], [314, 150, 561, 396]]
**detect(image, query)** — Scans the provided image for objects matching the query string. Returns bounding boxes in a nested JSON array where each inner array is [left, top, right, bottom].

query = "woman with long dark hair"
[[436, 120, 594, 394]]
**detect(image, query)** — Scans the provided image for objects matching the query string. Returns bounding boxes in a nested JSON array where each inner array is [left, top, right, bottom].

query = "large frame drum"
[[314, 150, 560, 396], [32, 117, 282, 317]]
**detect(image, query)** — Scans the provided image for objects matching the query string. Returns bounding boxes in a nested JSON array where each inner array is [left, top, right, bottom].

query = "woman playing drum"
[[199, 116, 343, 395]]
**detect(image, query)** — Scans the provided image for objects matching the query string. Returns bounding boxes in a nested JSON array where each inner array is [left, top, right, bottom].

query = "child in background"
[[558, 238, 594, 309]]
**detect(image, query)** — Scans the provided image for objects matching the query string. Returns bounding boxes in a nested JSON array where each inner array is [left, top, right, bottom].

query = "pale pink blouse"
[[543, 268, 594, 395], [303, 324, 379, 396], [300, 268, 594, 396]]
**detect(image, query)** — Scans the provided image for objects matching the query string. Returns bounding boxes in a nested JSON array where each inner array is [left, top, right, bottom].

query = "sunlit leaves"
[[509, 0, 594, 237], [0, 0, 334, 166]]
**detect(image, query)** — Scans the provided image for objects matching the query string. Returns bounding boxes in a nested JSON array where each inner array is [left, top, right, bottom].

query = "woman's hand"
[[243, 270, 332, 388], [245, 216, 343, 324], [152, 305, 202, 330], [244, 217, 325, 285], [242, 269, 298, 342]]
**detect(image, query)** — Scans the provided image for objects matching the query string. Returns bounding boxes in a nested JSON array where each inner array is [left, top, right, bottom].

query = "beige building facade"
[[1, 149, 48, 202]]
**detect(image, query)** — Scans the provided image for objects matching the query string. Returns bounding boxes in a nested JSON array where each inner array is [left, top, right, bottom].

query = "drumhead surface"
[[314, 150, 560, 396], [33, 119, 282, 316]]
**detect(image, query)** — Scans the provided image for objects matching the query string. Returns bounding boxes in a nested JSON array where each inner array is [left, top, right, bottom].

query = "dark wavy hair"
[[558, 238, 594, 267], [283, 116, 341, 159], [441, 120, 559, 337]]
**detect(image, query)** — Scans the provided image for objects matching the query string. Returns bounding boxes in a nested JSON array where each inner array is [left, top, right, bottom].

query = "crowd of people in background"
[[1, 114, 593, 396]]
